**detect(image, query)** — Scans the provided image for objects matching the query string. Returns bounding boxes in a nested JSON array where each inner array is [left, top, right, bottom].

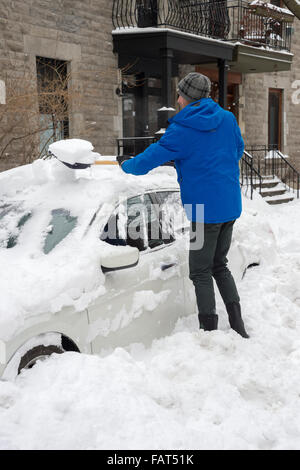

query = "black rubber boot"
[[198, 313, 218, 331], [226, 302, 249, 338]]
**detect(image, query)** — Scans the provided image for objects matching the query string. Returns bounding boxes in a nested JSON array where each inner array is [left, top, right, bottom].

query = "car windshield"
[[0, 202, 32, 249], [0, 203, 78, 253], [43, 209, 77, 254]]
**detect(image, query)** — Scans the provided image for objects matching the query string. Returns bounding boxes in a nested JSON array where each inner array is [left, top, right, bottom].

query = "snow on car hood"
[[0, 155, 179, 341]]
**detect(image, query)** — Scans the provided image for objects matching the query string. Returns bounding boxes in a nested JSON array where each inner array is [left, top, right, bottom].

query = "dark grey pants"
[[189, 220, 240, 316]]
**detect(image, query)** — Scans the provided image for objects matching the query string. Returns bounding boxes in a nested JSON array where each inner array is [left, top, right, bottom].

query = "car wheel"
[[18, 344, 64, 374]]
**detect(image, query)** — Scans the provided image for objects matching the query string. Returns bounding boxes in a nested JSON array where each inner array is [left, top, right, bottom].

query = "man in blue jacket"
[[120, 72, 249, 338]]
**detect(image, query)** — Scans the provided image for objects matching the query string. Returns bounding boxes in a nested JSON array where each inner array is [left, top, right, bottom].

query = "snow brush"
[[48, 150, 92, 170], [48, 150, 130, 167], [94, 160, 118, 166]]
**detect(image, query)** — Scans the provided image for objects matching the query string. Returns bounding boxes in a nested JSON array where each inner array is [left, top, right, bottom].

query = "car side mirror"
[[100, 245, 139, 273]]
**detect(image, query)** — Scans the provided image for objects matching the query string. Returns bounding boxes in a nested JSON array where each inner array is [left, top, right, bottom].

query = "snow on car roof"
[[0, 145, 179, 342]]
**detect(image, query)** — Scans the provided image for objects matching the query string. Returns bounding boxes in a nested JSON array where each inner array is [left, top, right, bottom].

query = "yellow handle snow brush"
[[94, 160, 118, 166]]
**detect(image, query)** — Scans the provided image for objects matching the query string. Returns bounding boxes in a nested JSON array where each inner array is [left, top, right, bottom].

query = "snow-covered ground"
[[0, 193, 300, 450]]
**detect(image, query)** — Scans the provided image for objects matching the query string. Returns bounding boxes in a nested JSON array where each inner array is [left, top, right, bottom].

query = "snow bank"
[[0, 151, 299, 449], [1, 200, 300, 451]]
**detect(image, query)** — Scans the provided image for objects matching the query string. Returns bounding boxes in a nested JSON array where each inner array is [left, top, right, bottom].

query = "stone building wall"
[[1, 1, 299, 174], [0, 0, 121, 172], [241, 18, 300, 171], [179, 19, 300, 172]]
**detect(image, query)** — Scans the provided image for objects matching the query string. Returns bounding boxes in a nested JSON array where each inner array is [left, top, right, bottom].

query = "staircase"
[[252, 175, 295, 205], [241, 147, 299, 205]]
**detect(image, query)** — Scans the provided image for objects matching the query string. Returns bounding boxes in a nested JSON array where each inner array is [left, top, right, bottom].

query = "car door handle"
[[161, 262, 178, 271]]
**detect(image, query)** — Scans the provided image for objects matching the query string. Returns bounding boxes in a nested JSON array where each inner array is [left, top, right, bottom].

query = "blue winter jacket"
[[121, 98, 244, 223]]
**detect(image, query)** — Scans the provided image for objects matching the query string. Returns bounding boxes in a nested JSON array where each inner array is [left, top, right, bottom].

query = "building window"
[[36, 57, 69, 153]]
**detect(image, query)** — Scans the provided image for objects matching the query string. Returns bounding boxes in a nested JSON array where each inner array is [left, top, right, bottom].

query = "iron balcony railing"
[[112, 0, 292, 51]]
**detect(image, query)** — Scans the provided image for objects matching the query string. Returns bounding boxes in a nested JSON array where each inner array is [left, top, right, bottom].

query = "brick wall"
[[0, 0, 120, 172]]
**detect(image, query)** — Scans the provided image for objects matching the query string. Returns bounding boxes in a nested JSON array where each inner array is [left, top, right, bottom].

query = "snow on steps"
[[252, 175, 295, 205], [263, 192, 295, 205]]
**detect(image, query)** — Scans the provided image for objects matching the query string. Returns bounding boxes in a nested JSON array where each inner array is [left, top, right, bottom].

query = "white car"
[[0, 141, 263, 379]]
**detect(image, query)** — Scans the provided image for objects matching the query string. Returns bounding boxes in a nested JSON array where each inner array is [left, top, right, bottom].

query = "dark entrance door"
[[122, 76, 162, 136], [122, 75, 162, 153], [268, 88, 282, 150]]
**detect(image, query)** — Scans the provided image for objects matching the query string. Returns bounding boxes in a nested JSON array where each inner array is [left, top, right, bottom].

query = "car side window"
[[100, 194, 164, 252], [156, 191, 188, 238]]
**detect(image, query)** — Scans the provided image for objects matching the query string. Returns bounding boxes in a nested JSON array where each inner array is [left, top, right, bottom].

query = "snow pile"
[[0, 197, 299, 449], [250, 0, 294, 16], [49, 139, 99, 165]]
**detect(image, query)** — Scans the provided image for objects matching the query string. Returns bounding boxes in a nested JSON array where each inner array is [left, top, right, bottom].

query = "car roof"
[[0, 158, 179, 215]]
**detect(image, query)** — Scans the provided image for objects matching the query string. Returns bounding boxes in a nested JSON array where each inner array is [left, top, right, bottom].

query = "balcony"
[[112, 0, 293, 52], [112, 0, 294, 119]]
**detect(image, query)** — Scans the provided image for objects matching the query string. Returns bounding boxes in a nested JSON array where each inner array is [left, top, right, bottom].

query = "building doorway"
[[122, 75, 161, 137], [268, 88, 282, 150]]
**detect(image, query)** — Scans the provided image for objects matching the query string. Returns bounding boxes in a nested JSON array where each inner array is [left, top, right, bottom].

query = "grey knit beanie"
[[177, 72, 211, 102]]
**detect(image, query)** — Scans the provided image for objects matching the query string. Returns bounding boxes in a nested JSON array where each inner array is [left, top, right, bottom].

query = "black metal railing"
[[117, 136, 158, 157], [112, 0, 292, 51], [227, 0, 292, 51], [275, 150, 300, 198], [117, 135, 175, 166], [240, 151, 263, 200], [243, 145, 300, 199]]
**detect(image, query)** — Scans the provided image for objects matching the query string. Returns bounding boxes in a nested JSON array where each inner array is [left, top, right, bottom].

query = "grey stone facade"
[[0, 0, 120, 172], [241, 18, 300, 171], [0, 0, 299, 173]]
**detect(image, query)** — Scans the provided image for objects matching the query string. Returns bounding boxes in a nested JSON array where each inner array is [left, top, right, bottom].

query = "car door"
[[155, 190, 197, 318], [87, 192, 184, 353]]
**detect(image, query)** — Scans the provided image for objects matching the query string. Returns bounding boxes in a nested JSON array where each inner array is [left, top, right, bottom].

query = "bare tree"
[[0, 60, 82, 165], [0, 58, 149, 167]]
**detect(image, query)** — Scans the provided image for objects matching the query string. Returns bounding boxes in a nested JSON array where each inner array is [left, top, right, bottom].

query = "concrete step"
[[252, 176, 282, 189], [243, 174, 297, 204], [263, 193, 295, 205], [259, 175, 281, 179], [260, 188, 287, 197], [253, 181, 282, 189]]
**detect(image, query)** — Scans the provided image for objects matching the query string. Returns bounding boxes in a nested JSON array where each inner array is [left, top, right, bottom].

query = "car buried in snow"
[[0, 140, 265, 379]]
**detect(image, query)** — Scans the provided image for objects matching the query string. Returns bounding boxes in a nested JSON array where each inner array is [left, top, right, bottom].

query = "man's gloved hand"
[[116, 155, 133, 167]]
